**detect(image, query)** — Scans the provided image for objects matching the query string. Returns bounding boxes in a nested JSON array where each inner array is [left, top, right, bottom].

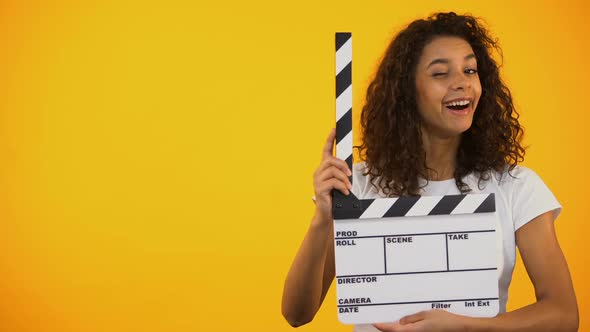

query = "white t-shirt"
[[350, 162, 561, 332]]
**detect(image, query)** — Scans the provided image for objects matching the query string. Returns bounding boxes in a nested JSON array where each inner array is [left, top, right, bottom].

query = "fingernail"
[[347, 169, 352, 176]]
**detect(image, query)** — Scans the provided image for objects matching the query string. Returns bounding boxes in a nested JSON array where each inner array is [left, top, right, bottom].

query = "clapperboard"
[[332, 33, 500, 324]]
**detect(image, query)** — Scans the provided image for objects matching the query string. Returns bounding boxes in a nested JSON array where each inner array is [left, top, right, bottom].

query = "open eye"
[[465, 68, 478, 74]]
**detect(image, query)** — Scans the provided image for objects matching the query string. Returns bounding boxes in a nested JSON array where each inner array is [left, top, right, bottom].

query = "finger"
[[322, 128, 336, 158], [316, 179, 350, 196], [372, 323, 396, 332], [373, 321, 420, 332], [316, 156, 352, 177], [317, 167, 352, 188], [372, 322, 406, 332], [399, 311, 427, 325]]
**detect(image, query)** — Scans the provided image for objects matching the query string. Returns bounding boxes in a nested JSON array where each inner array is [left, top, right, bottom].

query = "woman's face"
[[414, 36, 482, 138]]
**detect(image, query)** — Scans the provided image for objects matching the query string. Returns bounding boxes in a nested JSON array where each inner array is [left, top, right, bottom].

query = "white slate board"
[[333, 195, 500, 324]]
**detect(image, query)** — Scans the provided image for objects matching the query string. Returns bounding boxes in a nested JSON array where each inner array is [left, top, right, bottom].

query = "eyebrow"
[[426, 54, 476, 69]]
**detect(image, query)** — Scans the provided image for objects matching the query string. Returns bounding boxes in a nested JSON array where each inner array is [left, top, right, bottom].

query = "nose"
[[450, 71, 470, 90]]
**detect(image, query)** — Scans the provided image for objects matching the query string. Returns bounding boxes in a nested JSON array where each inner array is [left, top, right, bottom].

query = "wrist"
[[311, 210, 333, 230]]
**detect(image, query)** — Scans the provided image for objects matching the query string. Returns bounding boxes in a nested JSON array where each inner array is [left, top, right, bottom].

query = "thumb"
[[399, 311, 426, 325]]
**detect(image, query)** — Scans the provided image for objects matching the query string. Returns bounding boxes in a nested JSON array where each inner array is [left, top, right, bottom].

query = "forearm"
[[282, 213, 334, 326], [467, 298, 579, 332]]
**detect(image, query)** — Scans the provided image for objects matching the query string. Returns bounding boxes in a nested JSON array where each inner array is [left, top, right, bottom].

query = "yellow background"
[[0, 0, 587, 331]]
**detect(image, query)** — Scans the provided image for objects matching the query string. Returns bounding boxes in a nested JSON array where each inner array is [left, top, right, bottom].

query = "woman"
[[281, 12, 578, 332]]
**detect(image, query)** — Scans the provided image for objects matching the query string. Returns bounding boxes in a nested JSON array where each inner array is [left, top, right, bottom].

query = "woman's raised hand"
[[312, 128, 353, 223]]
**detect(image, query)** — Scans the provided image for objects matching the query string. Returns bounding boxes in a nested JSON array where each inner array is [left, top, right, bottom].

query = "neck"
[[421, 128, 461, 181]]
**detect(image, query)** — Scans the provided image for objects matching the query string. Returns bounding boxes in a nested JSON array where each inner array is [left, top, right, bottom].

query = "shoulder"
[[503, 165, 540, 181], [490, 165, 562, 230], [489, 165, 549, 194]]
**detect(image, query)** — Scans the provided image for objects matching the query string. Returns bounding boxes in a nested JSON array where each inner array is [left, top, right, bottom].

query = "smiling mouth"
[[443, 98, 473, 116]]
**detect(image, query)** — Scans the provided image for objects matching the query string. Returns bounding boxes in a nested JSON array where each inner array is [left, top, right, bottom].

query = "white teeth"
[[445, 100, 470, 106]]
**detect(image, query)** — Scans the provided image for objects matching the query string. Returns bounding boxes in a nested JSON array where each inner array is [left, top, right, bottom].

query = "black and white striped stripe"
[[335, 32, 353, 180], [341, 193, 495, 219]]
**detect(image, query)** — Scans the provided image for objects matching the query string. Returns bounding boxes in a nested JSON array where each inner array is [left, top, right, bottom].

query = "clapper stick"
[[333, 32, 363, 219]]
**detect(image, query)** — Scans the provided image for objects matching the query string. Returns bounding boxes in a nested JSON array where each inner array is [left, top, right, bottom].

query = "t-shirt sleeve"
[[511, 167, 562, 231]]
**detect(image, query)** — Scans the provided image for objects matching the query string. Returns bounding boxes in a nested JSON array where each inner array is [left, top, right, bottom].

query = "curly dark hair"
[[357, 12, 525, 196]]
